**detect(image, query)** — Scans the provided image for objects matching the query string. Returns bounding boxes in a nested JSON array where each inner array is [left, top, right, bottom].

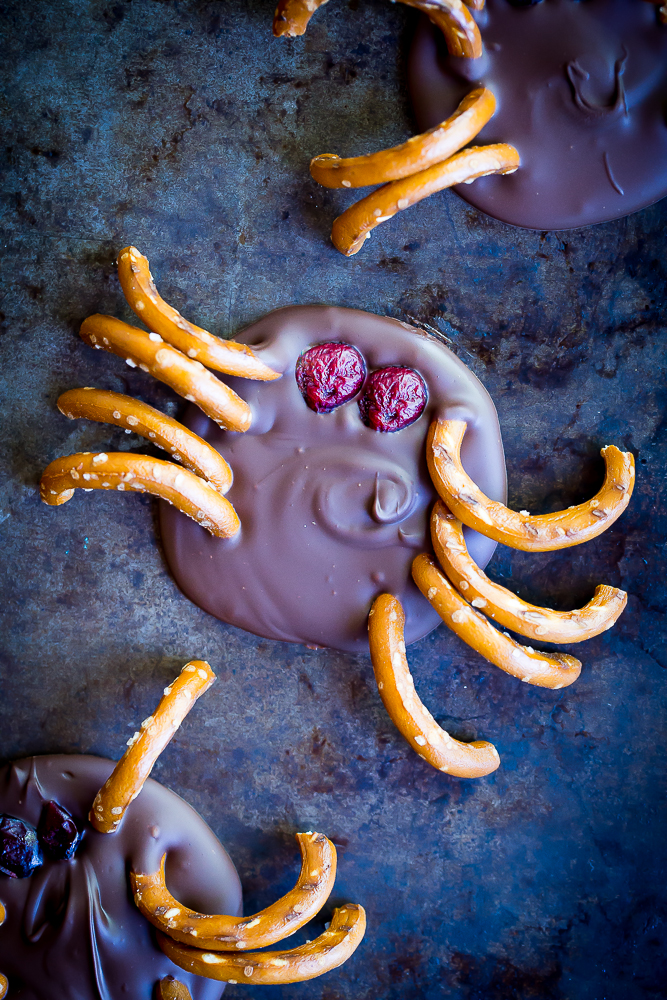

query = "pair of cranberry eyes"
[[295, 342, 428, 433]]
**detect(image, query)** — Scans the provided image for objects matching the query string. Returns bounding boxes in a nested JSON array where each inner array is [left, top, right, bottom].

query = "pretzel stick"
[[80, 314, 252, 433], [273, 0, 482, 56], [428, 419, 635, 552], [156, 903, 366, 984], [58, 388, 233, 494], [132, 832, 336, 950], [117, 248, 279, 382], [273, 0, 331, 36], [431, 503, 628, 643], [368, 594, 500, 777], [331, 143, 519, 256], [398, 0, 482, 57], [311, 88, 495, 189], [89, 661, 216, 834], [157, 980, 192, 1000], [413, 555, 582, 689], [40, 453, 240, 539]]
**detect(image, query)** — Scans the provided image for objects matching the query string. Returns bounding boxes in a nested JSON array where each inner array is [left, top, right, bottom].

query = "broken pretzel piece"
[[132, 831, 336, 951], [311, 87, 495, 189], [80, 314, 252, 432], [431, 502, 628, 644], [117, 247, 279, 382], [273, 0, 331, 36], [157, 979, 192, 1000], [57, 388, 233, 494], [427, 419, 635, 552], [368, 593, 500, 777], [90, 661, 216, 834], [412, 554, 582, 689], [157, 902, 366, 984], [39, 452, 240, 539], [331, 143, 519, 256]]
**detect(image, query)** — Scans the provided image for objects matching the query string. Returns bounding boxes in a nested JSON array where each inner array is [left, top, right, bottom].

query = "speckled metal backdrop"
[[1, 2, 666, 998]]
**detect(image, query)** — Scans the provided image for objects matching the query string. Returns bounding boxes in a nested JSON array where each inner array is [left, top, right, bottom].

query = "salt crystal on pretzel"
[[428, 419, 635, 552], [156, 903, 366, 984], [89, 661, 216, 834], [117, 247, 280, 382], [311, 87, 495, 189], [39, 453, 240, 539], [368, 593, 500, 777], [57, 388, 233, 494], [132, 832, 336, 951], [80, 314, 252, 432], [431, 502, 628, 643], [331, 143, 519, 257], [412, 554, 582, 689]]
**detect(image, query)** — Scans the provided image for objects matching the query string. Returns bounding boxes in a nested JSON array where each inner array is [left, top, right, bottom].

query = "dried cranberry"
[[37, 800, 82, 861], [295, 342, 366, 413], [0, 815, 43, 878], [358, 366, 428, 432]]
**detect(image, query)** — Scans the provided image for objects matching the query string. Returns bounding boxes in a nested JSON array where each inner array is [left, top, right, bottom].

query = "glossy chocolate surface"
[[0, 755, 242, 1000], [160, 306, 506, 652], [409, 0, 667, 229]]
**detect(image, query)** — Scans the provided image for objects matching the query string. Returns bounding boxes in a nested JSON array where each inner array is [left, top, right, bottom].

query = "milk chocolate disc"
[[160, 306, 507, 652], [408, 0, 667, 230], [0, 755, 241, 999]]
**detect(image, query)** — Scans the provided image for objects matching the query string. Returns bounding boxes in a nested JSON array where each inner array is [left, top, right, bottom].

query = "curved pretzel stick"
[[431, 503, 628, 643], [412, 554, 582, 689], [132, 832, 336, 951], [117, 248, 279, 382], [398, 0, 482, 58], [368, 594, 500, 777], [89, 661, 216, 834], [156, 903, 366, 984], [80, 314, 252, 433], [273, 0, 482, 56], [58, 388, 233, 494], [311, 88, 495, 189], [331, 143, 519, 256], [273, 0, 331, 36], [157, 980, 192, 1000], [40, 453, 240, 539], [428, 419, 635, 552]]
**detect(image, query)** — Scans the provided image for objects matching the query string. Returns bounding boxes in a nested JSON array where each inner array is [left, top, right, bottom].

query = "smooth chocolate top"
[[0, 755, 242, 1000], [160, 306, 506, 652], [408, 0, 667, 230]]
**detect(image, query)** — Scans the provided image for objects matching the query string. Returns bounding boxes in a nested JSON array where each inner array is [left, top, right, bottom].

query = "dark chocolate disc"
[[408, 0, 667, 230], [160, 306, 507, 653], [0, 755, 241, 999]]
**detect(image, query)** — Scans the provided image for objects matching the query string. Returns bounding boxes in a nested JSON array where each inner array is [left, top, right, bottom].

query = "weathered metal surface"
[[1, 1, 666, 997]]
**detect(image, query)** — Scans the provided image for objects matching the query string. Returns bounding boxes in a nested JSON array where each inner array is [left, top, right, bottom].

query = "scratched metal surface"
[[1, 1, 666, 998]]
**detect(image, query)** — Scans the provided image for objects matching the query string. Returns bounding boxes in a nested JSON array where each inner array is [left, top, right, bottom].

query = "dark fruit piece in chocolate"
[[37, 800, 82, 860], [358, 366, 428, 432], [296, 342, 366, 412], [0, 815, 43, 878]]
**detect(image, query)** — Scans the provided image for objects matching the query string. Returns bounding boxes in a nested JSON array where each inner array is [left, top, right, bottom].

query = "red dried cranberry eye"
[[37, 801, 82, 861], [0, 815, 43, 878], [295, 342, 366, 413], [358, 366, 428, 432]]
